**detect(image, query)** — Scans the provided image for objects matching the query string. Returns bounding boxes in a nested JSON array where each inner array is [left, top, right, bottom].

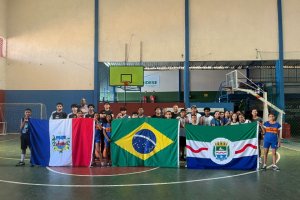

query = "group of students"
[[16, 100, 282, 171]]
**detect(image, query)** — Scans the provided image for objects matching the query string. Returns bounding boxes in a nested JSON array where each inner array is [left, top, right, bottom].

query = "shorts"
[[258, 131, 263, 140], [180, 136, 186, 148], [21, 134, 30, 150], [94, 130, 101, 143], [263, 140, 278, 149], [104, 132, 111, 147]]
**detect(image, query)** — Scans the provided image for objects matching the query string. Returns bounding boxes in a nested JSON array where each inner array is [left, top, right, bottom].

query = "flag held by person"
[[29, 118, 94, 167], [186, 123, 258, 170], [111, 118, 179, 167]]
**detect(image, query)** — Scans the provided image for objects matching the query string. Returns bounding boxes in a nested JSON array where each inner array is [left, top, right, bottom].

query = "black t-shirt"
[[152, 115, 163, 118], [21, 118, 30, 134], [85, 113, 95, 118], [67, 113, 77, 118], [171, 112, 180, 119], [51, 111, 67, 119], [100, 109, 113, 116]]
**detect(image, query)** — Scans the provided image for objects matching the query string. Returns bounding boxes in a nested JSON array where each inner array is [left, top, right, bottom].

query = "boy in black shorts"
[[251, 108, 264, 163], [16, 108, 32, 166]]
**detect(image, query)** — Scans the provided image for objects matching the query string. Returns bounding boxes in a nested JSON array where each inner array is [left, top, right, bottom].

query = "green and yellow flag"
[[111, 118, 179, 167]]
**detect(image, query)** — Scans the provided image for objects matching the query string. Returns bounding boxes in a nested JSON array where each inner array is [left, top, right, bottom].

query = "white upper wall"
[[99, 0, 185, 62], [283, 0, 300, 60], [0, 0, 6, 37], [3, 0, 300, 91], [99, 0, 283, 62], [190, 0, 278, 61], [6, 0, 94, 90], [0, 0, 7, 89]]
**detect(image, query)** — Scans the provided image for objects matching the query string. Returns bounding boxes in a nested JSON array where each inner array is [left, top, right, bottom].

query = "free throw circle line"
[[46, 166, 159, 177], [0, 153, 280, 187], [0, 170, 259, 187]]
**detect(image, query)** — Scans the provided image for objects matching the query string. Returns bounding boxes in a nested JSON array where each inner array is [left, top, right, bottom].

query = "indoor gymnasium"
[[0, 0, 300, 199]]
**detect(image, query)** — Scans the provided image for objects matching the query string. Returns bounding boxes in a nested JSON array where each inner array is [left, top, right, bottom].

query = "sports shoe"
[[16, 161, 25, 166], [100, 162, 105, 167], [261, 164, 267, 170], [272, 165, 280, 171], [90, 162, 97, 168]]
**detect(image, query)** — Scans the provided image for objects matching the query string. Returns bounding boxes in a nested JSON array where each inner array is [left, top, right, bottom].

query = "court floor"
[[0, 134, 299, 200]]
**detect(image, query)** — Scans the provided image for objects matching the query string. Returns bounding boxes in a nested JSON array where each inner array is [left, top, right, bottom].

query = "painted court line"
[[46, 166, 159, 177], [0, 138, 18, 142], [0, 152, 281, 188], [281, 145, 300, 152], [0, 170, 260, 187], [0, 156, 29, 161]]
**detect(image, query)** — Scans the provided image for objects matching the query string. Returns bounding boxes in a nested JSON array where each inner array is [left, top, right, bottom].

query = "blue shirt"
[[210, 118, 222, 126], [263, 121, 281, 142]]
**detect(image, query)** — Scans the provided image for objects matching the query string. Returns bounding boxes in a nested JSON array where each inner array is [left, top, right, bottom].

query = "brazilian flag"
[[111, 118, 179, 167]]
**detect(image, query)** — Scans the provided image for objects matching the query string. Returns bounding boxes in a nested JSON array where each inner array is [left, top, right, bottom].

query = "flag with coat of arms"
[[29, 118, 94, 167], [111, 118, 179, 167], [185, 122, 258, 170]]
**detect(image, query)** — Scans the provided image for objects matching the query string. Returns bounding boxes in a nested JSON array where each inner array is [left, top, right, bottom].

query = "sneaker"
[[90, 162, 97, 168], [272, 165, 280, 171], [261, 164, 267, 170], [100, 162, 105, 167], [16, 162, 25, 167]]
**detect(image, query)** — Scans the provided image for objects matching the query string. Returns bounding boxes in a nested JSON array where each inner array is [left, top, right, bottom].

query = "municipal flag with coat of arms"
[[29, 118, 94, 167], [111, 118, 179, 167], [185, 122, 258, 170]]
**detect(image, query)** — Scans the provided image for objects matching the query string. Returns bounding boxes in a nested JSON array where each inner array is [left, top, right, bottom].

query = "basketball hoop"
[[223, 86, 233, 92], [123, 81, 129, 87], [223, 86, 234, 94]]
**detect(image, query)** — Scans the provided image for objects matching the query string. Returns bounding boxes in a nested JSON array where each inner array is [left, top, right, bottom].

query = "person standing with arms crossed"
[[16, 108, 32, 166]]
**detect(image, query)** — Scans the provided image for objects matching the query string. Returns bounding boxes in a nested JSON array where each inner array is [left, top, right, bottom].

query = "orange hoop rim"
[[122, 81, 130, 86]]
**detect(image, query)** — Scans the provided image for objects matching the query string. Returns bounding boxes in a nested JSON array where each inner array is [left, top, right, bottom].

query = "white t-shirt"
[[230, 121, 240, 125], [201, 115, 214, 126], [187, 113, 201, 124], [240, 119, 251, 124]]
